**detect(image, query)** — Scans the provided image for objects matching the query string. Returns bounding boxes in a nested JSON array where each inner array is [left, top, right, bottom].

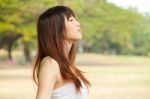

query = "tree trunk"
[[8, 43, 12, 61], [23, 42, 31, 63]]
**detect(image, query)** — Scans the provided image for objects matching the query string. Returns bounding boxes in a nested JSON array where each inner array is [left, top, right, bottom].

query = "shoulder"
[[39, 56, 60, 77], [38, 56, 60, 87], [36, 56, 60, 98]]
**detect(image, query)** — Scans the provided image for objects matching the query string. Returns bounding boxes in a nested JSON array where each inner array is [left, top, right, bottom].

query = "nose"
[[76, 20, 80, 26]]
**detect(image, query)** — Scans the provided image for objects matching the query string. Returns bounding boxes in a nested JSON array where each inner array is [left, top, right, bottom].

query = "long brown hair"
[[33, 5, 90, 93]]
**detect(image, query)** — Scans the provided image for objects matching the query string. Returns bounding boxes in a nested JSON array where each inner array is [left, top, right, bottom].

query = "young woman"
[[33, 5, 91, 99]]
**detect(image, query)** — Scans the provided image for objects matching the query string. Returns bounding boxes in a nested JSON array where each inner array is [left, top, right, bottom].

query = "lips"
[[77, 28, 81, 31]]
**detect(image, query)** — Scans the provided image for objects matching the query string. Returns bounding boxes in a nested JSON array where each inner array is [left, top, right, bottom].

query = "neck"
[[65, 40, 73, 55]]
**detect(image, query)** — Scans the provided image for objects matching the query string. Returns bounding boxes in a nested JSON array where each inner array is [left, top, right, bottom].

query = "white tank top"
[[51, 80, 88, 99]]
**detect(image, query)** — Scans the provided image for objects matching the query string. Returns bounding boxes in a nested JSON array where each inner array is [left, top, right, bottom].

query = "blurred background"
[[0, 0, 150, 99]]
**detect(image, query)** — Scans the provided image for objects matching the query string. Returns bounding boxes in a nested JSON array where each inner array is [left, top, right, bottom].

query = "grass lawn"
[[0, 53, 150, 99], [81, 65, 150, 99]]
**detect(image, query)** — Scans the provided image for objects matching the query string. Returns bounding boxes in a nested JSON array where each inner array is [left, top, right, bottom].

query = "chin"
[[75, 35, 82, 40], [69, 36, 82, 42]]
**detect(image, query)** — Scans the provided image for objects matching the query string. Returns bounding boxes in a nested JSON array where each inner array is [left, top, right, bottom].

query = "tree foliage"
[[0, 0, 150, 57]]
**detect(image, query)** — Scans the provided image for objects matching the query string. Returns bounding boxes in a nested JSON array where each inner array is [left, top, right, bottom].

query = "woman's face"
[[64, 16, 82, 41]]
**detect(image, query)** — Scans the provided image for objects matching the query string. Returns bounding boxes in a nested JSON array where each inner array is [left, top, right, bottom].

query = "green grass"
[[76, 53, 150, 65]]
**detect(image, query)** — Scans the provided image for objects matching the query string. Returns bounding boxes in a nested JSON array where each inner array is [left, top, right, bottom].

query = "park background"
[[0, 0, 150, 99]]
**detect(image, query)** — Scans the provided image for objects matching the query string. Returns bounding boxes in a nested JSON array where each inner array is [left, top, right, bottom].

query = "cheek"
[[65, 29, 82, 40], [65, 24, 82, 40], [66, 30, 75, 38], [66, 25, 74, 33], [65, 25, 74, 37]]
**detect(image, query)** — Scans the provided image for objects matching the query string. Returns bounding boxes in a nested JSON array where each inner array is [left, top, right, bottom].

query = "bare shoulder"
[[38, 56, 60, 87], [36, 56, 60, 98], [40, 56, 60, 76]]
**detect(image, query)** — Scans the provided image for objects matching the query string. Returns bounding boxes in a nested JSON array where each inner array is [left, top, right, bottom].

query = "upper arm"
[[36, 57, 59, 99]]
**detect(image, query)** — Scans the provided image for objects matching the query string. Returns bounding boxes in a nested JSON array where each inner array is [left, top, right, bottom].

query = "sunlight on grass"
[[0, 53, 150, 99]]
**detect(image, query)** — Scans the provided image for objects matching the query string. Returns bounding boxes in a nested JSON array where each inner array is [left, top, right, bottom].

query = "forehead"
[[64, 15, 75, 20]]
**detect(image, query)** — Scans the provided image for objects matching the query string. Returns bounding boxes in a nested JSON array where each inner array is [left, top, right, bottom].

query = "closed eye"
[[68, 16, 75, 22], [69, 19, 73, 22]]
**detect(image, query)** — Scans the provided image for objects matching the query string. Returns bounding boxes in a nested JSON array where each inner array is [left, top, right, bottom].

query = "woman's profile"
[[33, 5, 91, 99]]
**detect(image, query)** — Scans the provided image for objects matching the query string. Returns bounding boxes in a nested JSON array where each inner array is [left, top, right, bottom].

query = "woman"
[[33, 5, 91, 99]]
